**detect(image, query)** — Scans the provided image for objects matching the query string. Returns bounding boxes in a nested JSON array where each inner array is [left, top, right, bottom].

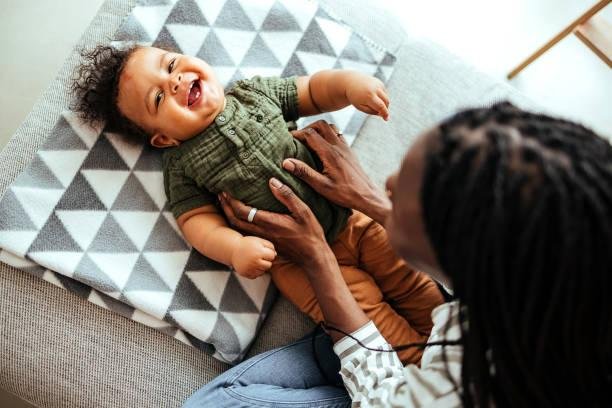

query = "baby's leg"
[[270, 259, 429, 365], [335, 211, 445, 336]]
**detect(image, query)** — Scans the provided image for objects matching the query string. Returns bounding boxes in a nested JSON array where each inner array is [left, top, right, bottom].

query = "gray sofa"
[[0, 0, 534, 406]]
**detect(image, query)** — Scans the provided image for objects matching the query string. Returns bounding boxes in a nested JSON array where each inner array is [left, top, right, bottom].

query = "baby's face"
[[117, 47, 225, 147]]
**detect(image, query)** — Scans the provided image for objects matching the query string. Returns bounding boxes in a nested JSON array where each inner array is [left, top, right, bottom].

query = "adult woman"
[[183, 102, 612, 407]]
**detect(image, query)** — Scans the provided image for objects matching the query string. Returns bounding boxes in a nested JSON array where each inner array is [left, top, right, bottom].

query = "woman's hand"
[[218, 178, 332, 269], [219, 178, 370, 342], [284, 120, 391, 225]]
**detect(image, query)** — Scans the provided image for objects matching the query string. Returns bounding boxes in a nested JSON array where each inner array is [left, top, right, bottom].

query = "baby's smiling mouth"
[[187, 80, 201, 106]]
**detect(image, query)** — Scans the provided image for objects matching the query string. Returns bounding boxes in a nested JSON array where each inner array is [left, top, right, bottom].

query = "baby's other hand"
[[231, 236, 276, 279], [346, 75, 390, 121]]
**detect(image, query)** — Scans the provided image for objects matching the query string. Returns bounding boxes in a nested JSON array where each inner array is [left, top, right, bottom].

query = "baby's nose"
[[172, 74, 182, 93]]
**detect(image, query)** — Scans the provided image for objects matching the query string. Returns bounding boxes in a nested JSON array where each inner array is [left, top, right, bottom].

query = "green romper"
[[162, 76, 350, 243]]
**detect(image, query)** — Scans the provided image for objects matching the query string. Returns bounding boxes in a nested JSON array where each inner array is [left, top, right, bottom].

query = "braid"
[[421, 102, 612, 407]]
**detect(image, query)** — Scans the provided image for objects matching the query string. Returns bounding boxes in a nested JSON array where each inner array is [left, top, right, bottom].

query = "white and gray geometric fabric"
[[0, 0, 396, 364]]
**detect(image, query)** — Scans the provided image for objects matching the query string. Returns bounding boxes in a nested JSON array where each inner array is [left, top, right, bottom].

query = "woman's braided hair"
[[70, 44, 149, 144], [421, 102, 612, 406]]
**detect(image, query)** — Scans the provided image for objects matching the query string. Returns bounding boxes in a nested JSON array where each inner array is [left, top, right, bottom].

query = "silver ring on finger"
[[247, 207, 258, 223], [330, 124, 342, 137]]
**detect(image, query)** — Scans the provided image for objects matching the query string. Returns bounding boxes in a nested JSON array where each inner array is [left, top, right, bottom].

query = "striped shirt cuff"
[[333, 321, 391, 366]]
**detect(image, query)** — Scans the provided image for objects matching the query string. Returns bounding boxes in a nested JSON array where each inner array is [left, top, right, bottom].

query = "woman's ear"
[[150, 132, 180, 148]]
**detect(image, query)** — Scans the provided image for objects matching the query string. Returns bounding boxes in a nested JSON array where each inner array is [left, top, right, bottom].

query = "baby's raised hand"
[[231, 236, 276, 279], [346, 75, 390, 121]]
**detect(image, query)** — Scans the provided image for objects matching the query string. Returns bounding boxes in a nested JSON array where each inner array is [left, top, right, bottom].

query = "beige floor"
[[0, 0, 610, 406]]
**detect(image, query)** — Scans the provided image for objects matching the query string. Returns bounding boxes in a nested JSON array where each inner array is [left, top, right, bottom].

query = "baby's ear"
[[150, 132, 180, 148]]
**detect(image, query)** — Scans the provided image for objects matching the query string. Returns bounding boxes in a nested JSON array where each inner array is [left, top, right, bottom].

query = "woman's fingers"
[[268, 178, 311, 221], [289, 128, 308, 143], [307, 120, 342, 144], [218, 194, 263, 235], [282, 159, 330, 190], [222, 192, 251, 219], [291, 128, 329, 155]]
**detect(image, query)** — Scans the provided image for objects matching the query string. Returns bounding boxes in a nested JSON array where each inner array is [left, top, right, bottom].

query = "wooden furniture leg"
[[575, 15, 612, 67], [507, 0, 610, 79]]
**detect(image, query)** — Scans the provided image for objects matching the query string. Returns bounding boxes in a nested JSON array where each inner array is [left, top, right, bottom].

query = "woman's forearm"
[[305, 247, 370, 342], [357, 189, 392, 226]]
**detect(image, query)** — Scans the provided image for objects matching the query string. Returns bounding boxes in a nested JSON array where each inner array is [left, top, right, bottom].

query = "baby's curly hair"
[[70, 44, 149, 144]]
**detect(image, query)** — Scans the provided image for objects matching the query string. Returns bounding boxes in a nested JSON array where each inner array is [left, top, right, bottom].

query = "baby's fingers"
[[357, 104, 378, 115], [260, 245, 277, 261], [260, 239, 275, 251], [377, 87, 390, 107], [256, 259, 273, 271], [370, 96, 389, 121]]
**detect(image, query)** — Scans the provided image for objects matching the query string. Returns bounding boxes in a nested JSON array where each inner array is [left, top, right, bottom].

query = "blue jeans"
[[182, 330, 351, 407]]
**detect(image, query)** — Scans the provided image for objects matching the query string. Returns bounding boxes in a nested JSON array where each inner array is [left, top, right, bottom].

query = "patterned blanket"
[[0, 0, 395, 364]]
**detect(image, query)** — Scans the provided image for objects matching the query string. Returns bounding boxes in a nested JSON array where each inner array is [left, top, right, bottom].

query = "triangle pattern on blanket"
[[166, 0, 207, 26], [106, 133, 145, 170], [75, 254, 122, 293], [56, 172, 107, 211], [112, 174, 159, 211], [143, 215, 189, 251], [166, 24, 209, 56], [214, 0, 255, 31], [13, 155, 64, 189], [0, 0, 397, 365], [88, 213, 140, 253], [236, 0, 274, 31], [134, 145, 163, 170], [44, 115, 91, 151], [124, 254, 173, 292], [81, 135, 130, 171], [260, 1, 300, 31], [29, 212, 82, 252], [209, 312, 242, 357], [153, 26, 181, 53], [167, 272, 217, 310], [0, 189, 37, 231]]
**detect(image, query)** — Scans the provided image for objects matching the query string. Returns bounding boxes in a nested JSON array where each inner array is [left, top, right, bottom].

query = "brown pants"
[[270, 211, 444, 365]]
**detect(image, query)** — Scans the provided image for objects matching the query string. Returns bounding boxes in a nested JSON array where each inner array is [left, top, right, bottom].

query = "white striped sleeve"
[[333, 302, 463, 407]]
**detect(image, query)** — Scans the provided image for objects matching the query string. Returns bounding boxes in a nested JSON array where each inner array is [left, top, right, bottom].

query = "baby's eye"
[[155, 91, 163, 108], [168, 58, 176, 73]]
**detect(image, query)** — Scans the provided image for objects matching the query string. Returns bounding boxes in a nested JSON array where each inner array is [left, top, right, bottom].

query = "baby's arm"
[[177, 205, 276, 279], [296, 71, 390, 120]]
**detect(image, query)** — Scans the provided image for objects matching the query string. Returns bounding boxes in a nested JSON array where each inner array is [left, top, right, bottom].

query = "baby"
[[72, 45, 444, 364]]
